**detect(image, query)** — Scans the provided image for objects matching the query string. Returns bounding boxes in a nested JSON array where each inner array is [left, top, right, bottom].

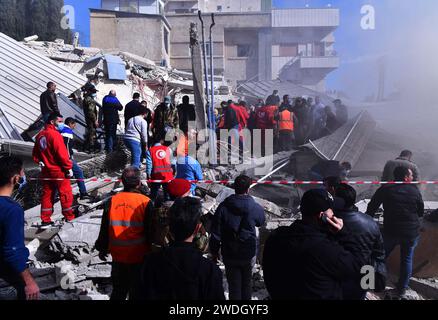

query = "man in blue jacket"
[[175, 155, 203, 196], [0, 156, 40, 300], [210, 175, 266, 300]]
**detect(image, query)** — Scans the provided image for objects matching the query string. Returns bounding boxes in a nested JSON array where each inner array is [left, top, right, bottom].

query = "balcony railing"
[[272, 8, 340, 28]]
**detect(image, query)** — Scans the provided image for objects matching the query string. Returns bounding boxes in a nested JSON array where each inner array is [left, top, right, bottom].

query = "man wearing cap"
[[153, 96, 179, 143], [263, 189, 366, 300]]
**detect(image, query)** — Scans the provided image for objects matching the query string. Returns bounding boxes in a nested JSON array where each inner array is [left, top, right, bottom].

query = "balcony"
[[272, 8, 339, 28]]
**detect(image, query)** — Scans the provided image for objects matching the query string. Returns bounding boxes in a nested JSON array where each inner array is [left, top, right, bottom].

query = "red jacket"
[[230, 104, 249, 131], [255, 105, 278, 129], [32, 124, 72, 174], [150, 145, 173, 181]]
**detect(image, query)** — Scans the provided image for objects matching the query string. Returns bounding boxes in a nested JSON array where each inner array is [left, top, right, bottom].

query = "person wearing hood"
[[262, 188, 366, 300], [140, 197, 225, 300], [209, 175, 265, 300], [153, 96, 179, 143]]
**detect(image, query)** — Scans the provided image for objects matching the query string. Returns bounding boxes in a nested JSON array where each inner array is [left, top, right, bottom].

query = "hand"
[[25, 279, 40, 300], [326, 216, 344, 233]]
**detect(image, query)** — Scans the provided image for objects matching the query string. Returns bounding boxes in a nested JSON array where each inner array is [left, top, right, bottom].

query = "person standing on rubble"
[[175, 151, 203, 196], [83, 87, 99, 153], [124, 93, 143, 128], [275, 95, 297, 151], [0, 156, 40, 300], [334, 183, 386, 300], [60, 118, 92, 201], [292, 97, 311, 145], [310, 96, 327, 140], [40, 82, 59, 123], [333, 99, 349, 128], [146, 136, 174, 202], [102, 90, 123, 154], [263, 189, 367, 300], [124, 105, 149, 169], [95, 166, 154, 301], [140, 197, 225, 300], [210, 175, 266, 300], [32, 112, 75, 228], [266, 90, 281, 107], [153, 96, 179, 143], [366, 167, 424, 300], [177, 95, 196, 134], [382, 150, 420, 181]]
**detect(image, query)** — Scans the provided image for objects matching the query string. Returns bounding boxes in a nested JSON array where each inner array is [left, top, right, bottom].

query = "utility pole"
[[209, 13, 217, 165], [190, 22, 207, 130]]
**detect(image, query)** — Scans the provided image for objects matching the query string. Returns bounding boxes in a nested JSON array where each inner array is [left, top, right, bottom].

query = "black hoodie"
[[263, 221, 366, 300], [210, 194, 266, 261]]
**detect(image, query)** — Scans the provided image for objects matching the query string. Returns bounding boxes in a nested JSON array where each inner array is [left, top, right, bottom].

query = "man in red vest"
[[32, 112, 74, 228], [146, 136, 174, 202]]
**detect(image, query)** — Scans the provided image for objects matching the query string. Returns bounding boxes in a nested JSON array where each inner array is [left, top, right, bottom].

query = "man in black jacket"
[[334, 183, 386, 300], [366, 166, 424, 299], [210, 175, 266, 300], [177, 96, 196, 134], [40, 82, 59, 122], [263, 189, 366, 300], [124, 93, 142, 128], [140, 197, 225, 300], [102, 90, 123, 153]]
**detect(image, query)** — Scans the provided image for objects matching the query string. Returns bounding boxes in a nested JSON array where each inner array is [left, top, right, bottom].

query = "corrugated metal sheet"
[[306, 111, 376, 167], [272, 8, 339, 28], [0, 32, 87, 134], [57, 94, 87, 142], [0, 104, 22, 140]]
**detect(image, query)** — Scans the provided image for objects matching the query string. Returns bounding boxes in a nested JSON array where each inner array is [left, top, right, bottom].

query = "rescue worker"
[[95, 167, 154, 301], [83, 87, 99, 153], [60, 118, 91, 200], [153, 96, 179, 143], [40, 82, 59, 123], [146, 136, 174, 201], [102, 90, 123, 153], [255, 102, 277, 156], [176, 153, 203, 196], [276, 95, 297, 151], [32, 112, 74, 228]]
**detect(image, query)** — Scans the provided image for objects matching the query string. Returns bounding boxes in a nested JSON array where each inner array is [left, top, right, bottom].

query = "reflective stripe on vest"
[[150, 145, 173, 180], [108, 192, 151, 264], [279, 110, 294, 131]]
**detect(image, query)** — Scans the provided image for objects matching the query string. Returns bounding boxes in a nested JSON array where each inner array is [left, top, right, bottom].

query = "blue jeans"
[[384, 234, 420, 291], [124, 138, 141, 169], [72, 161, 87, 195], [105, 123, 118, 153]]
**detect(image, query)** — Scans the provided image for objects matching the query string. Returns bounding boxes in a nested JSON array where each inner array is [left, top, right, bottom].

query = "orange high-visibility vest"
[[150, 145, 173, 181], [108, 192, 151, 264], [279, 110, 294, 131]]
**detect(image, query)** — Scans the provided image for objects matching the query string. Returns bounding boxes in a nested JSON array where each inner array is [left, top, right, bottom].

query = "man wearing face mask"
[[263, 189, 366, 300], [153, 96, 179, 143], [0, 156, 40, 300], [83, 88, 99, 153], [32, 112, 74, 228]]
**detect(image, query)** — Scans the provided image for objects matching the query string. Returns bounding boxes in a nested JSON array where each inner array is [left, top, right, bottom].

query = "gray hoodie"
[[124, 115, 148, 144]]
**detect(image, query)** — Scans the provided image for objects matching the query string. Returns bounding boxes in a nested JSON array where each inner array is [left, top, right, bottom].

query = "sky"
[[64, 0, 437, 99]]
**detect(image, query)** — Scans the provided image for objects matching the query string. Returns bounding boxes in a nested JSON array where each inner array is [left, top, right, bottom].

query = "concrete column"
[[258, 29, 272, 81]]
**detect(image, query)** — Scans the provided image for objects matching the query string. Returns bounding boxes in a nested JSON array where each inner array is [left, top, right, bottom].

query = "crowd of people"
[[0, 78, 425, 301], [0, 147, 425, 301]]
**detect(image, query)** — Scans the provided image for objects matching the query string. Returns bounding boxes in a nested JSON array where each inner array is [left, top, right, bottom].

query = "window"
[[119, 0, 139, 13], [279, 44, 298, 57], [217, 5, 223, 12], [237, 45, 251, 57]]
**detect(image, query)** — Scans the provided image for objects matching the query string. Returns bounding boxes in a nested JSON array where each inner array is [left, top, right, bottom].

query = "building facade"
[[94, 0, 339, 91]]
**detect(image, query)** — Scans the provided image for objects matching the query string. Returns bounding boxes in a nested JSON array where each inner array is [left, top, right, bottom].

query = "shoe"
[[79, 193, 93, 201], [397, 288, 409, 300], [40, 221, 55, 229]]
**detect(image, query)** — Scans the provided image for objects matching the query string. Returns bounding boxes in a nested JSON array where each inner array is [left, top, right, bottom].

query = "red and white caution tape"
[[26, 178, 438, 185]]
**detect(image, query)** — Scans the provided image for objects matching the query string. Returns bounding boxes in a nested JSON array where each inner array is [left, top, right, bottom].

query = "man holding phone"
[[263, 189, 367, 300]]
